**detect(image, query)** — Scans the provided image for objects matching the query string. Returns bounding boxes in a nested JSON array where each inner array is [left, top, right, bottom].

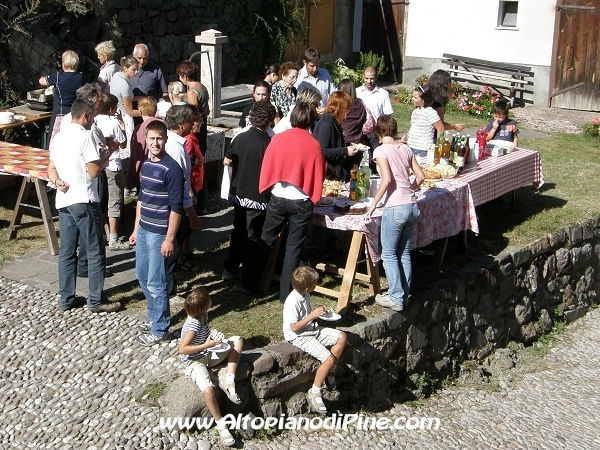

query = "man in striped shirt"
[[129, 120, 185, 346]]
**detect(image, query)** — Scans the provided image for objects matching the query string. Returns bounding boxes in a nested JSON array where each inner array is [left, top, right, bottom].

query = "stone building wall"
[[162, 216, 600, 420], [1, 0, 275, 95]]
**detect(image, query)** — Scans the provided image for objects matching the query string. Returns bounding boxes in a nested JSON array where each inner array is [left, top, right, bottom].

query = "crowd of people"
[[44, 41, 519, 445]]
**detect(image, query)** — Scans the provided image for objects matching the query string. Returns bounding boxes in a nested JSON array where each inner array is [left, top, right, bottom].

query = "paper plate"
[[319, 312, 342, 321], [208, 342, 231, 353]]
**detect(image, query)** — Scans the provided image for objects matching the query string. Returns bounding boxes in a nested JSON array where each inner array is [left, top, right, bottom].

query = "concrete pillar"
[[195, 29, 228, 119]]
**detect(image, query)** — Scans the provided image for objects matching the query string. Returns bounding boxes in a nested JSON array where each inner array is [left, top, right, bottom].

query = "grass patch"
[[136, 382, 166, 407], [0, 180, 51, 266], [0, 104, 598, 346]]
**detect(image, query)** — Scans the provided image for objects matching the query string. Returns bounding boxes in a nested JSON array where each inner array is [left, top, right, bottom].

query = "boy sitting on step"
[[283, 266, 347, 415], [179, 287, 243, 447]]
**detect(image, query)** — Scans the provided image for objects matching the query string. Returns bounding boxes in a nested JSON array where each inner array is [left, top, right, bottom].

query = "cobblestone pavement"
[[221, 307, 600, 450], [1, 269, 598, 449]]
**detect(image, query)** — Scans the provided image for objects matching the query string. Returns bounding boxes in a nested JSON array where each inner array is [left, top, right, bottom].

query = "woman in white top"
[[110, 55, 141, 170], [95, 40, 120, 94]]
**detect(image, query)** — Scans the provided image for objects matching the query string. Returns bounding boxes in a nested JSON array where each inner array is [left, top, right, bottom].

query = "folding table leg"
[[434, 237, 449, 266], [510, 189, 516, 212], [365, 245, 380, 297], [336, 231, 364, 314], [33, 178, 59, 255], [7, 177, 31, 241]]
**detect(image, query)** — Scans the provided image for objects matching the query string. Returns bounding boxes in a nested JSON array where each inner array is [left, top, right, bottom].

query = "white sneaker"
[[375, 293, 404, 311]]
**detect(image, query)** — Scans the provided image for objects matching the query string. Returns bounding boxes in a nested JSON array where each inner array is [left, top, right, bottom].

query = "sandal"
[[108, 241, 132, 251], [217, 426, 235, 447], [306, 389, 327, 415], [219, 371, 241, 404]]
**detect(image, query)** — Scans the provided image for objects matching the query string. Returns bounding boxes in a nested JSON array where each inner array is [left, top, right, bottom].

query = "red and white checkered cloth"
[[311, 180, 478, 262], [0, 141, 49, 181], [457, 148, 545, 206]]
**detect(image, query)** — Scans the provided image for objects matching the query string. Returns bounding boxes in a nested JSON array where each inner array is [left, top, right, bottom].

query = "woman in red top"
[[241, 103, 326, 302]]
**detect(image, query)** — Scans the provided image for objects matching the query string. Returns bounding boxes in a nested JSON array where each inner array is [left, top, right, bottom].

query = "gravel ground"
[[510, 106, 599, 135], [1, 274, 598, 449]]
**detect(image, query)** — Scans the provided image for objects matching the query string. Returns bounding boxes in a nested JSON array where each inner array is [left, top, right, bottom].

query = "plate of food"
[[319, 312, 342, 321], [315, 197, 335, 207], [423, 168, 443, 182], [421, 180, 438, 190], [433, 164, 457, 179], [322, 180, 341, 198], [208, 342, 231, 353]]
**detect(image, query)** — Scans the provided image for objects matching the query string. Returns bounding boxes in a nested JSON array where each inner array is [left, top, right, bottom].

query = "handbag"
[[362, 106, 376, 135]]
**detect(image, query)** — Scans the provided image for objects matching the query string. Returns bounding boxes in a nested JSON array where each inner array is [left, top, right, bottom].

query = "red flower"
[[592, 117, 599, 126]]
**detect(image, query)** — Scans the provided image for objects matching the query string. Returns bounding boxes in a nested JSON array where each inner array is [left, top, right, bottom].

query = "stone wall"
[[162, 216, 600, 420], [1, 0, 277, 95]]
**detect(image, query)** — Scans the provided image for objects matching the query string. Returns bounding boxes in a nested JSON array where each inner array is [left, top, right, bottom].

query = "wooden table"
[[0, 141, 58, 255], [456, 147, 545, 206], [0, 107, 52, 148], [0, 113, 51, 131], [310, 147, 544, 314], [311, 179, 478, 314]]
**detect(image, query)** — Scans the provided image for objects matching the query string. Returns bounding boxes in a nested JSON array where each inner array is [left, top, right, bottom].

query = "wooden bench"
[[441, 53, 534, 107]]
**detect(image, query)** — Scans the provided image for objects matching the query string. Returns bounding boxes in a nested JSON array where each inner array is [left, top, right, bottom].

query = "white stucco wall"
[[404, 0, 557, 67]]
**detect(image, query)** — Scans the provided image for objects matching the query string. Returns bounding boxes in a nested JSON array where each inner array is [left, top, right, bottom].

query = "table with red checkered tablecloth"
[[307, 147, 544, 314], [0, 141, 58, 254], [455, 147, 545, 206]]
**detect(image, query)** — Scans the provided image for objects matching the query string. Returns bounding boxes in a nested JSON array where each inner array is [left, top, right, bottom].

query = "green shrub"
[[581, 118, 600, 136], [449, 84, 502, 119], [394, 85, 414, 105], [415, 74, 502, 119], [355, 51, 387, 77], [322, 59, 362, 86]]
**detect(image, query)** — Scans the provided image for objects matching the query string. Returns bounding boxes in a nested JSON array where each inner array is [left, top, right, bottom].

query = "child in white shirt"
[[95, 93, 128, 250], [283, 266, 347, 415]]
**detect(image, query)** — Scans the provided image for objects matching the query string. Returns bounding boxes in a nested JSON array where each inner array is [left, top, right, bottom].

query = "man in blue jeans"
[[129, 120, 184, 346], [48, 98, 121, 313]]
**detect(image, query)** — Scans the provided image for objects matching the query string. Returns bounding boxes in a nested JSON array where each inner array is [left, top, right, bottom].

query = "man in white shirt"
[[48, 99, 120, 313], [356, 66, 393, 121], [294, 47, 336, 107], [164, 104, 203, 294], [356, 66, 394, 155]]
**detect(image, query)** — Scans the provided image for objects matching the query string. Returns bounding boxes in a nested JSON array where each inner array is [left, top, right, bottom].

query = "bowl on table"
[[0, 111, 15, 124], [488, 140, 516, 154]]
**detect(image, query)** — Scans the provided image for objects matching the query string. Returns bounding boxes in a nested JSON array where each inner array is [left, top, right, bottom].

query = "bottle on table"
[[456, 138, 467, 171], [434, 141, 442, 165], [349, 164, 359, 201], [476, 127, 487, 160], [442, 138, 451, 164], [465, 134, 471, 163], [359, 152, 371, 197], [451, 135, 461, 165]]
